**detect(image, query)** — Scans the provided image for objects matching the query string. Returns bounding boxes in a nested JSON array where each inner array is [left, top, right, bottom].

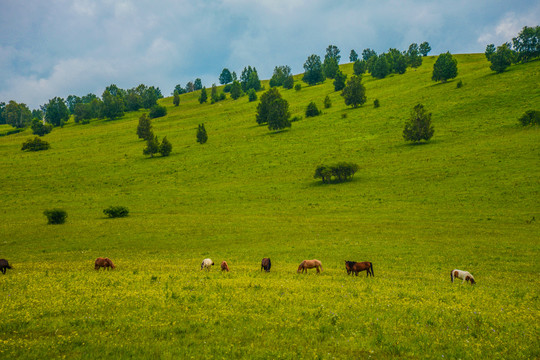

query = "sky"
[[1, 0, 538, 109]]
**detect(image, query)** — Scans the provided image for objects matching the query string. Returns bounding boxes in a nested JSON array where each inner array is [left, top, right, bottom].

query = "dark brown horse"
[[221, 261, 230, 272], [0, 259, 12, 274], [94, 257, 116, 270], [261, 258, 271, 272], [297, 259, 322, 274], [345, 261, 374, 277]]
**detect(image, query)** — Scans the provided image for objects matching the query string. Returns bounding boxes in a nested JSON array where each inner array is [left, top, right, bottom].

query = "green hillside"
[[0, 54, 539, 359]]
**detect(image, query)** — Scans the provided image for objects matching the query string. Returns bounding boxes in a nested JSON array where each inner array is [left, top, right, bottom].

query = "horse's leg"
[[1, 267, 5, 274]]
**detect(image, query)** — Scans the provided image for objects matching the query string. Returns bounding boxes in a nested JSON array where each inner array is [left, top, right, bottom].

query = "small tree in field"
[[103, 206, 129, 218], [197, 123, 208, 144], [199, 87, 208, 104], [137, 113, 152, 140], [324, 95, 332, 109], [43, 209, 67, 224], [305, 102, 321, 117], [518, 110, 540, 126], [159, 136, 172, 156], [341, 76, 366, 108], [256, 88, 291, 130], [489, 43, 515, 73], [403, 104, 434, 142], [432, 52, 458, 83], [173, 92, 180, 106], [143, 134, 160, 157]]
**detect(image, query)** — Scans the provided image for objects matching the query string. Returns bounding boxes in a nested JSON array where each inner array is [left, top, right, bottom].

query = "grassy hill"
[[0, 54, 539, 359]]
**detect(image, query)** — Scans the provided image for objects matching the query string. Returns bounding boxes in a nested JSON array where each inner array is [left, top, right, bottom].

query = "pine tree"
[[137, 113, 152, 140], [197, 123, 208, 144], [199, 87, 208, 104], [143, 133, 160, 157], [159, 136, 172, 156]]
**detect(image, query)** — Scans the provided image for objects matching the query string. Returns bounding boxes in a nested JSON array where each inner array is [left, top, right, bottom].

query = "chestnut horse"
[[94, 257, 115, 270], [451, 269, 476, 285], [345, 261, 374, 277], [221, 261, 230, 272], [297, 259, 323, 274], [261, 258, 271, 272], [0, 259, 12, 274]]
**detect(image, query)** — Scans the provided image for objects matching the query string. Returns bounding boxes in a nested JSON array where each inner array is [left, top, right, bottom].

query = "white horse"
[[451, 269, 476, 285], [201, 258, 214, 271]]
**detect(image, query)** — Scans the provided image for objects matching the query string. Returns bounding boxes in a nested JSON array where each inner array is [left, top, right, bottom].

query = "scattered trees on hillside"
[[371, 54, 390, 79], [256, 87, 291, 131], [197, 123, 208, 144], [102, 88, 125, 120], [173, 92, 180, 106], [432, 52, 458, 82], [353, 60, 367, 75], [403, 104, 434, 142], [406, 43, 423, 68], [194, 78, 203, 91], [303, 54, 325, 85], [341, 76, 366, 108], [143, 134, 160, 157], [323, 45, 341, 79], [159, 136, 172, 156], [314, 162, 359, 183], [324, 95, 332, 109], [103, 206, 129, 218], [485, 44, 496, 61]]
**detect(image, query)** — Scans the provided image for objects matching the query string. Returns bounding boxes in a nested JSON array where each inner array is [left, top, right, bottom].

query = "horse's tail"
[[450, 270, 454, 282], [268, 258, 271, 271]]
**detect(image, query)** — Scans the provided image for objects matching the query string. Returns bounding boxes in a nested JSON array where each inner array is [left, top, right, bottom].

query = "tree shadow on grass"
[[307, 177, 360, 188]]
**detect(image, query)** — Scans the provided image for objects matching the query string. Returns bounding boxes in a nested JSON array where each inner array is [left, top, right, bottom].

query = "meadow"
[[0, 54, 539, 359]]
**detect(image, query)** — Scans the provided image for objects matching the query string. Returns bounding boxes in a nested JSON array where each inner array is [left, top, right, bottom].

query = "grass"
[[0, 54, 539, 359]]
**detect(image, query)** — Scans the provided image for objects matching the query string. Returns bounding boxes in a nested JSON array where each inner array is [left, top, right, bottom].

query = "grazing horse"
[[0, 259, 12, 274], [221, 261, 230, 272], [297, 259, 323, 274], [451, 269, 476, 285], [261, 258, 271, 272], [345, 261, 374, 277], [201, 258, 214, 271], [94, 257, 115, 270]]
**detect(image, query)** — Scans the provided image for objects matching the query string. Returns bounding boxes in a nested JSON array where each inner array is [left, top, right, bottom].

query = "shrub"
[[197, 123, 208, 144], [137, 113, 153, 140], [518, 110, 540, 126], [21, 137, 50, 151], [149, 105, 167, 119], [248, 89, 257, 102], [324, 95, 332, 109], [159, 136, 172, 156], [103, 206, 129, 218], [290, 115, 302, 122], [305, 102, 321, 117], [294, 83, 302, 91], [43, 209, 67, 224], [456, 80, 463, 88], [223, 84, 232, 93], [374, 99, 380, 108], [314, 162, 359, 183], [403, 104, 434, 142], [283, 76, 294, 89]]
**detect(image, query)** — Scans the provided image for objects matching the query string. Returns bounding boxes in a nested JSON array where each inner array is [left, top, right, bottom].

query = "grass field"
[[0, 54, 539, 359]]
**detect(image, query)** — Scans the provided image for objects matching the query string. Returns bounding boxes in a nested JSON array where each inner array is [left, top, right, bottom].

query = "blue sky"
[[1, 0, 538, 109]]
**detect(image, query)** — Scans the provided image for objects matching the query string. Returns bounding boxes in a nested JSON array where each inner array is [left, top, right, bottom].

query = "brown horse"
[[345, 261, 374, 277], [94, 257, 116, 270], [0, 259, 12, 274], [297, 259, 323, 274], [261, 258, 271, 272], [221, 261, 230, 272]]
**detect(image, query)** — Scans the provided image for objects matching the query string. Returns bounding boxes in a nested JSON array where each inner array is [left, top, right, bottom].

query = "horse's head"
[[297, 262, 304, 273], [469, 277, 476, 285]]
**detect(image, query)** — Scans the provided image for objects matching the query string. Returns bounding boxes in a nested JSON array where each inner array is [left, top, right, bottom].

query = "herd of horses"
[[0, 257, 477, 285]]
